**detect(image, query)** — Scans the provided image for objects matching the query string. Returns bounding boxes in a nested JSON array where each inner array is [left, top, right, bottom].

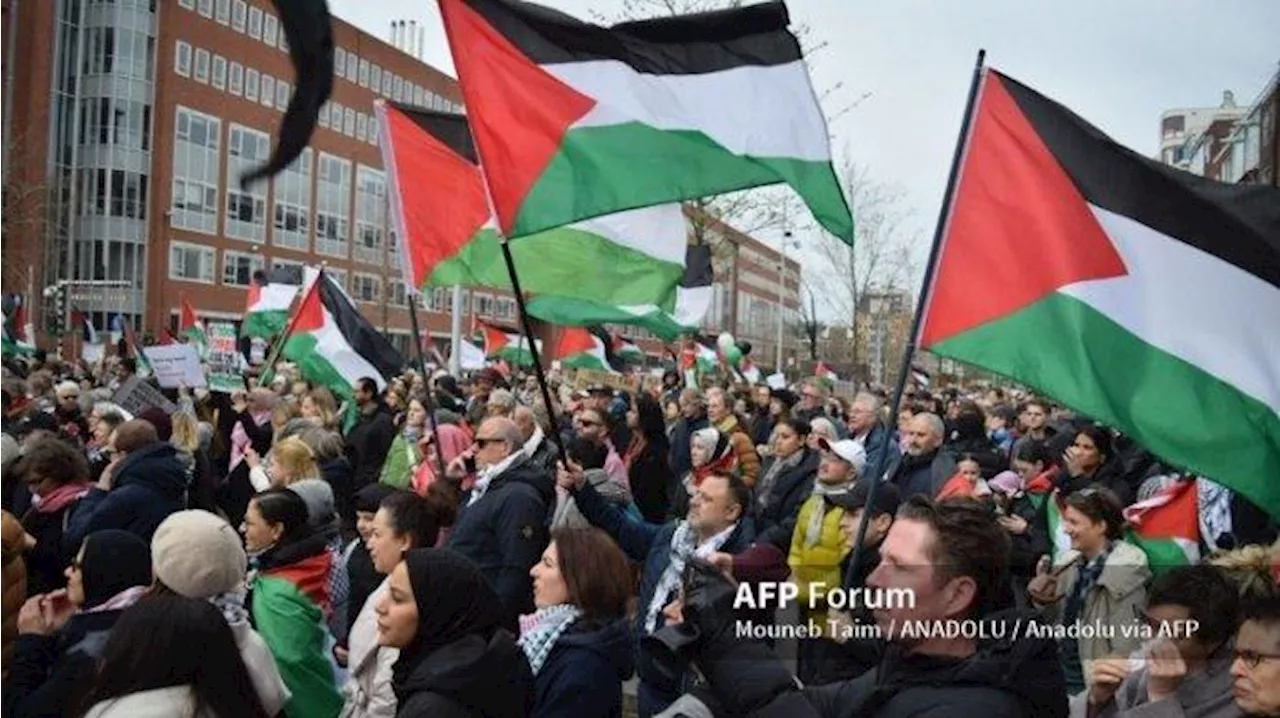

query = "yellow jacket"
[[788, 493, 847, 635]]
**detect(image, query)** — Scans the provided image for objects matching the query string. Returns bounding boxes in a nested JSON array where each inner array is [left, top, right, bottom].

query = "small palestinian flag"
[[1, 296, 34, 356], [242, 267, 302, 338], [179, 294, 208, 357], [376, 103, 687, 308], [481, 321, 539, 367], [437, 0, 852, 241], [1123, 480, 1200, 578], [527, 243, 715, 341], [815, 361, 838, 382], [920, 68, 1280, 519], [612, 335, 644, 363], [911, 364, 931, 389], [554, 326, 618, 372], [281, 270, 404, 397]]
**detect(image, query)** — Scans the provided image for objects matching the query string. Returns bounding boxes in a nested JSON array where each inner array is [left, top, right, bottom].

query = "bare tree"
[[794, 277, 823, 361], [810, 156, 919, 372]]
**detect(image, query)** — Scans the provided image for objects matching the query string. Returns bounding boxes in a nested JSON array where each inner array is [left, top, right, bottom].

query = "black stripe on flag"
[[463, 0, 800, 75], [587, 326, 624, 371], [996, 71, 1280, 288], [389, 104, 478, 165], [682, 244, 713, 288], [317, 273, 406, 380]]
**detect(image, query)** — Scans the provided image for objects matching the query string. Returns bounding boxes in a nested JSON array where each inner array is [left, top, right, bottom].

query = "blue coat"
[[65, 442, 188, 549], [570, 480, 753, 696], [533, 619, 634, 718], [860, 422, 901, 483]]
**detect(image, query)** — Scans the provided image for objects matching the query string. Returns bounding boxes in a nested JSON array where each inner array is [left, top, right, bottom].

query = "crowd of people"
[[0, 349, 1277, 718]]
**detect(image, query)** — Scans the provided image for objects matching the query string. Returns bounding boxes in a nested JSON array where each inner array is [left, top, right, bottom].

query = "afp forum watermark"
[[733, 582, 916, 612]]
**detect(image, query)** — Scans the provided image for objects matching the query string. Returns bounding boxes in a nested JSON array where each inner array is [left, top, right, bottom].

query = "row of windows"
[[82, 26, 155, 80], [174, 41, 294, 116], [174, 0, 460, 115], [78, 97, 152, 151], [167, 240, 408, 306]]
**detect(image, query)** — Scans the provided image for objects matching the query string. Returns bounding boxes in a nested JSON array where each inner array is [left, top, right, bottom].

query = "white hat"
[[151, 510, 247, 599], [816, 437, 867, 477]]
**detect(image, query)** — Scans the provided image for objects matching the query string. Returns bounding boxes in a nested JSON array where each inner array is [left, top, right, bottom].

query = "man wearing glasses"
[[444, 416, 555, 622]]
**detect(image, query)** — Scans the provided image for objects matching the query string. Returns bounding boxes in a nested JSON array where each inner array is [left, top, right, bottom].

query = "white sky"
[[331, 0, 1280, 308]]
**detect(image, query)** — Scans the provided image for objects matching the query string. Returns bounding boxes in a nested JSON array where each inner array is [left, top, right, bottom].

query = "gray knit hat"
[[287, 479, 335, 528]]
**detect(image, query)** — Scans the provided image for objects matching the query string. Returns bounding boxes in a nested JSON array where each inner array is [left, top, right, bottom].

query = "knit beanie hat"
[[288, 478, 336, 528], [151, 510, 247, 599]]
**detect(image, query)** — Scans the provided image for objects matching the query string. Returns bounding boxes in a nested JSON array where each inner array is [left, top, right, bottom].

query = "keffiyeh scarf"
[[804, 480, 854, 548], [517, 604, 583, 675], [644, 521, 736, 634]]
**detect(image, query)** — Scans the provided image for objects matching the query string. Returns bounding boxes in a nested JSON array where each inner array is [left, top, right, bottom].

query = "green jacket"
[[379, 433, 420, 489]]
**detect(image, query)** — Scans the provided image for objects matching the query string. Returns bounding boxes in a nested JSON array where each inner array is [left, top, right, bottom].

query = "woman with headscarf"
[[3, 530, 152, 717], [667, 427, 736, 520], [375, 548, 533, 718]]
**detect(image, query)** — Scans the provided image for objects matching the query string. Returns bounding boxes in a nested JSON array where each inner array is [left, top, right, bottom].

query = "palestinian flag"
[[114, 314, 153, 375], [437, 0, 853, 241], [527, 243, 714, 341], [73, 310, 100, 345], [1, 296, 34, 356], [481, 321, 539, 367], [250, 545, 343, 718], [1044, 491, 1073, 564], [815, 361, 838, 382], [377, 103, 688, 308], [554, 326, 618, 372], [281, 270, 404, 397], [179, 295, 208, 357], [457, 339, 488, 371], [920, 68, 1280, 519], [612, 335, 644, 363], [242, 267, 303, 338], [1123, 480, 1200, 577]]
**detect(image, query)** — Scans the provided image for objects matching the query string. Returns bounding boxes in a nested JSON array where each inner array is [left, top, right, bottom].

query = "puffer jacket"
[[1, 511, 31, 679], [788, 492, 847, 633], [715, 416, 760, 487]]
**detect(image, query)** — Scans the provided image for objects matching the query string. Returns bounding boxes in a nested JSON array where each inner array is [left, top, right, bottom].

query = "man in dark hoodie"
[[660, 495, 1067, 718], [444, 416, 554, 622], [64, 419, 188, 547], [344, 377, 396, 492]]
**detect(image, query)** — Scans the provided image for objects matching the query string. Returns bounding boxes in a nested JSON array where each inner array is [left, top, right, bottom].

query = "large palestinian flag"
[[377, 102, 687, 309], [527, 243, 714, 341], [437, 0, 852, 241], [920, 68, 1280, 519], [242, 266, 303, 338], [281, 270, 404, 396]]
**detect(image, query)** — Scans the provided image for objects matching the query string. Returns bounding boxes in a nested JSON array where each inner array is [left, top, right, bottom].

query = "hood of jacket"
[[875, 608, 1067, 717], [396, 630, 533, 717], [555, 617, 635, 682], [113, 442, 188, 498], [83, 685, 204, 718], [492, 454, 556, 508]]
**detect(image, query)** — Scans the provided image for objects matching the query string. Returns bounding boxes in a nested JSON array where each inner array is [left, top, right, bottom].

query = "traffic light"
[[43, 283, 67, 335]]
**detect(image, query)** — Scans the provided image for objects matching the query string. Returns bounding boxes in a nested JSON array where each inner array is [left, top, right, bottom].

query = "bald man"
[[885, 412, 957, 499], [444, 416, 556, 620]]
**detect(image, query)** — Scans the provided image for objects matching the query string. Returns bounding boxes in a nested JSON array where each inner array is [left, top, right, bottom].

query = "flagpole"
[[496, 236, 573, 471], [407, 295, 452, 483], [843, 49, 987, 591]]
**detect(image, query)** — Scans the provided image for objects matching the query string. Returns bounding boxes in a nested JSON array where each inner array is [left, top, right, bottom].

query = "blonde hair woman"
[[269, 437, 321, 487], [301, 387, 340, 430]]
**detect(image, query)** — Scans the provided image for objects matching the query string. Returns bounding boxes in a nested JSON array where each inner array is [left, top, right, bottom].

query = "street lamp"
[[775, 230, 800, 373]]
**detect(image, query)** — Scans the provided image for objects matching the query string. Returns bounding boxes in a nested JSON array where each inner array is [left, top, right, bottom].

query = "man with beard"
[[886, 413, 956, 499]]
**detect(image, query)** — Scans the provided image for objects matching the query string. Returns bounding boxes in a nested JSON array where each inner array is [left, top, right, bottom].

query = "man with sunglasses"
[[443, 416, 555, 623]]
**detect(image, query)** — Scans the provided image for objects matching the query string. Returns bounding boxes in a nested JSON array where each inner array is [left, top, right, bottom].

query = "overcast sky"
[[331, 0, 1279, 304]]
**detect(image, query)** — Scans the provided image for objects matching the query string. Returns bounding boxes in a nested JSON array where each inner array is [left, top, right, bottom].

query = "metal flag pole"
[[496, 235, 573, 471], [843, 49, 988, 591], [407, 294, 452, 483]]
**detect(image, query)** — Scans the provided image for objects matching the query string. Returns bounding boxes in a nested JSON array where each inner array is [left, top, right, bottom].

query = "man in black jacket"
[[343, 377, 395, 492], [444, 417, 554, 622], [663, 496, 1067, 718]]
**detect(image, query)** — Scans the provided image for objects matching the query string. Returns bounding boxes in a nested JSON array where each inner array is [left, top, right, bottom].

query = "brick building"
[[2, 0, 800, 365]]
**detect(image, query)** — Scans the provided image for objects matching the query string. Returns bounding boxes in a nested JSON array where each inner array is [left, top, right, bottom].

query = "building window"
[[211, 55, 227, 90], [352, 274, 381, 304], [228, 62, 243, 95], [170, 241, 216, 284], [78, 98, 152, 151], [198, 0, 213, 17], [225, 123, 270, 242], [358, 58, 370, 88], [194, 48, 210, 83], [345, 53, 358, 83], [171, 106, 221, 234], [387, 229, 399, 269], [232, 0, 246, 31], [278, 28, 288, 52], [77, 168, 149, 220], [271, 148, 311, 251], [318, 101, 330, 129], [175, 40, 192, 77], [215, 0, 230, 24], [343, 108, 355, 136], [389, 281, 408, 307], [315, 153, 351, 258], [354, 165, 385, 265], [393, 75, 403, 101], [260, 75, 275, 109], [272, 258, 304, 276], [430, 287, 454, 312], [381, 71, 392, 98], [248, 6, 262, 39], [368, 118, 379, 146], [223, 250, 263, 287], [179, 0, 195, 8], [371, 64, 383, 94], [330, 102, 344, 129], [326, 268, 347, 291], [356, 113, 368, 142], [263, 13, 278, 47], [245, 68, 259, 102], [334, 48, 346, 79], [475, 293, 494, 316], [276, 81, 289, 109]]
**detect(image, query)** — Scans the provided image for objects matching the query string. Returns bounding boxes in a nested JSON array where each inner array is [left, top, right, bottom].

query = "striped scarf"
[[517, 604, 582, 675]]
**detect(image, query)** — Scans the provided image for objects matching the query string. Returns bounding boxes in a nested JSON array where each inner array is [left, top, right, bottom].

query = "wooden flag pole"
[[407, 294, 452, 483], [843, 49, 987, 591], [497, 236, 573, 472]]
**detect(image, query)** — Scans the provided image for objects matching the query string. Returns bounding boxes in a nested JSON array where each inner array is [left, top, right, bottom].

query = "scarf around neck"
[[32, 482, 91, 514], [756, 449, 805, 512], [468, 452, 523, 506], [83, 585, 148, 615], [644, 521, 736, 634], [804, 479, 854, 548], [518, 604, 583, 675]]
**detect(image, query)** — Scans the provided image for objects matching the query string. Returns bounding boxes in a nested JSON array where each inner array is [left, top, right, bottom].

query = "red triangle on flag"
[[180, 295, 198, 332], [554, 326, 596, 360], [482, 323, 510, 356], [1124, 480, 1199, 542]]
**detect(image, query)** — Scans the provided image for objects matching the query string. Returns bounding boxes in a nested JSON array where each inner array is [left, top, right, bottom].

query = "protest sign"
[[141, 344, 206, 389], [572, 368, 639, 393], [111, 376, 177, 416], [82, 344, 105, 364]]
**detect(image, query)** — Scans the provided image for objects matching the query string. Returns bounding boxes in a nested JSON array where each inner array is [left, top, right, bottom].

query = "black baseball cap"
[[825, 480, 900, 518]]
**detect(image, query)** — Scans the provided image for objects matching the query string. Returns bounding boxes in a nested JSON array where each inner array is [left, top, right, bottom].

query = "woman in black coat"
[[521, 528, 635, 718], [376, 548, 533, 718], [3, 529, 152, 718], [753, 418, 820, 549], [16, 439, 94, 595], [625, 394, 675, 524]]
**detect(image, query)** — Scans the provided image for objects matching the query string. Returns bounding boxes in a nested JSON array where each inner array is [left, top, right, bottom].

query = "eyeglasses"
[[475, 437, 504, 447], [1233, 648, 1280, 669]]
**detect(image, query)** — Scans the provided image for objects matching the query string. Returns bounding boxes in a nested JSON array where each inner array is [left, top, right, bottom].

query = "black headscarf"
[[78, 530, 152, 609], [393, 549, 512, 685]]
